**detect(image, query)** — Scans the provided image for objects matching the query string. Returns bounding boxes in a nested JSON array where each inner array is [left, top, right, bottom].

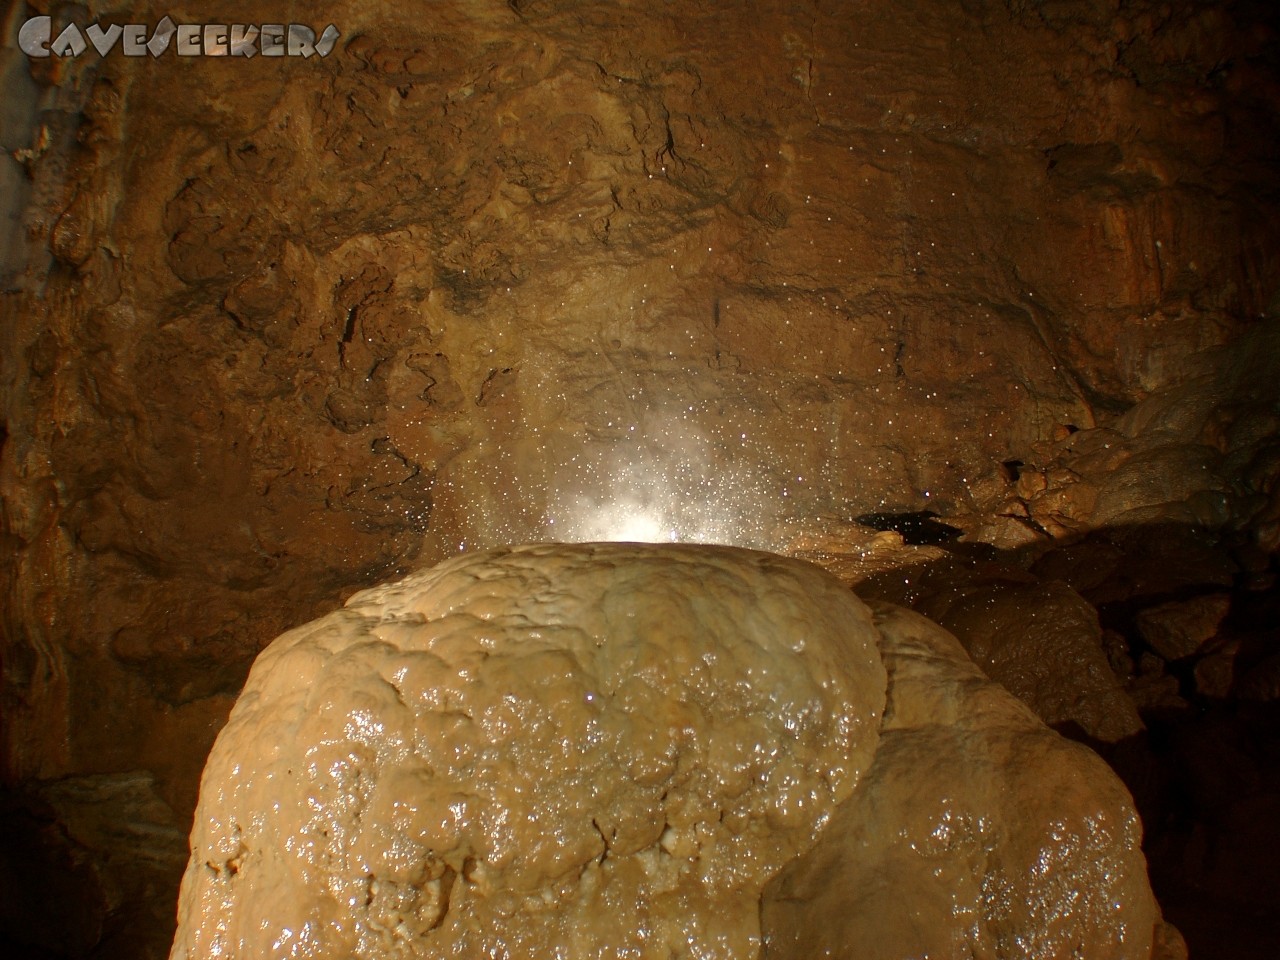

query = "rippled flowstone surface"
[[172, 544, 1167, 959]]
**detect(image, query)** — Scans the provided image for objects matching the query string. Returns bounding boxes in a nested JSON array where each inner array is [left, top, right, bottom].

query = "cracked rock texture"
[[2, 0, 1278, 956]]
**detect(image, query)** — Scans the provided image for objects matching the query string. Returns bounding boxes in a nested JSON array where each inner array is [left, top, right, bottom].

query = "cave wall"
[[1, 0, 1278, 955]]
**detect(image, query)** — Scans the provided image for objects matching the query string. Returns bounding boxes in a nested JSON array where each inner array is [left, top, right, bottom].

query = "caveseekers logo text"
[[18, 16, 339, 58]]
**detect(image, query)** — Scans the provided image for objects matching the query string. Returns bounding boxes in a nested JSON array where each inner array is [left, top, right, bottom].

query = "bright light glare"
[[560, 500, 679, 543], [601, 507, 676, 543], [528, 417, 784, 551]]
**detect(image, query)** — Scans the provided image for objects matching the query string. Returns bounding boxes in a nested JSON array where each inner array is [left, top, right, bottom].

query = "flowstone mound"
[[761, 603, 1162, 960], [172, 543, 1166, 959], [170, 543, 887, 958]]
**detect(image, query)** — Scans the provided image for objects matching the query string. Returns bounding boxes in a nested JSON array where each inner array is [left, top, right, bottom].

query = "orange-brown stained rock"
[[761, 603, 1159, 960], [170, 543, 887, 958]]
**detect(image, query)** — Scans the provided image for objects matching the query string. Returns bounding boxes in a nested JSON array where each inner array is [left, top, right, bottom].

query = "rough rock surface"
[[4, 0, 1279, 807], [915, 577, 1145, 743], [1001, 324, 1280, 546], [783, 523, 1144, 742], [1135, 593, 1231, 662], [0, 773, 188, 959], [173, 544, 1163, 959], [171, 544, 886, 959]]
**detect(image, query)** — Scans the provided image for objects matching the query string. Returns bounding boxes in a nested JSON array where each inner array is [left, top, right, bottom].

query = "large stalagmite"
[[171, 544, 1161, 959], [171, 543, 888, 957]]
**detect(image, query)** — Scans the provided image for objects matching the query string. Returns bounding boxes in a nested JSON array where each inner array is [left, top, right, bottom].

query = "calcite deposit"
[[763, 602, 1159, 960], [172, 544, 1163, 959], [172, 544, 887, 958], [4, 0, 1279, 956]]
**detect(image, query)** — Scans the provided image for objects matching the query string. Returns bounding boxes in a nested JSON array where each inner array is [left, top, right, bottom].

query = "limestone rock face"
[[4, 0, 1279, 818], [171, 544, 887, 959], [1135, 593, 1232, 662], [1008, 324, 1280, 542], [173, 544, 1161, 959], [782, 525, 1145, 743]]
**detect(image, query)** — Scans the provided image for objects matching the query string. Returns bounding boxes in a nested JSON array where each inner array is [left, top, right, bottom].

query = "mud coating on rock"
[[171, 543, 887, 958], [760, 603, 1160, 960]]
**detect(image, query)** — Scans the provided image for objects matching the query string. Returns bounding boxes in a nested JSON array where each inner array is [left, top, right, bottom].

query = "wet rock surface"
[[2, 0, 1279, 956], [172, 544, 1163, 959], [763, 601, 1162, 960], [173, 544, 887, 958], [0, 773, 188, 960], [787, 519, 1280, 958]]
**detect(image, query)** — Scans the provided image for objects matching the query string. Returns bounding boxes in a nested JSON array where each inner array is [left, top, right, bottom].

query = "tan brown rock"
[[2, 0, 1278, 955], [171, 544, 886, 959], [1019, 324, 1280, 540], [781, 521, 1145, 741], [5, 0, 1278, 807], [762, 603, 1159, 960], [1194, 639, 1241, 699], [1127, 654, 1190, 713], [916, 578, 1145, 743], [1136, 593, 1232, 661], [173, 545, 1166, 958]]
